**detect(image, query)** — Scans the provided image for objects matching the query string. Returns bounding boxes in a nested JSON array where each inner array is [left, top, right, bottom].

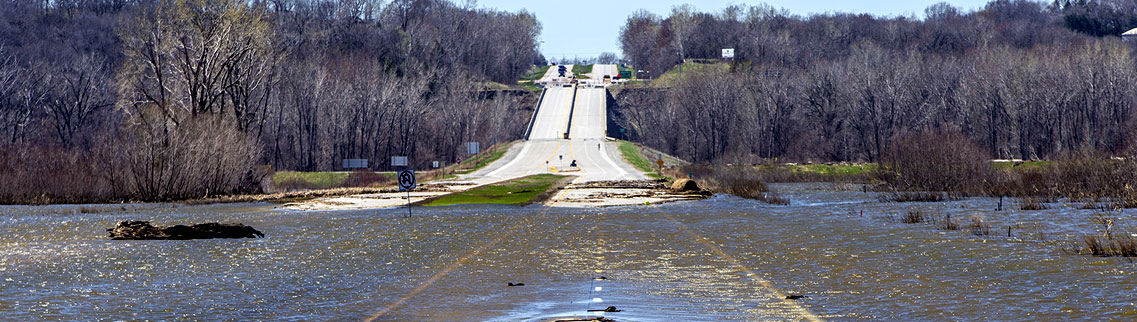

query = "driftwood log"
[[108, 221, 264, 240]]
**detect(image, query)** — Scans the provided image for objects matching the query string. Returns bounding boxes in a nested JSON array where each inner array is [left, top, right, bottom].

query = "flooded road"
[[2, 183, 1136, 321]]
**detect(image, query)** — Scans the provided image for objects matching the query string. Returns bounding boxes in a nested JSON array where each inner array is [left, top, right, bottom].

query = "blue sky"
[[476, 0, 993, 60]]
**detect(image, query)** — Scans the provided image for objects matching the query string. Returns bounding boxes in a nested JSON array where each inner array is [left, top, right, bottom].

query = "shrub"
[[879, 129, 993, 195], [111, 112, 262, 200], [1079, 235, 1137, 257], [887, 192, 946, 202], [936, 214, 961, 230], [680, 164, 788, 205], [1020, 197, 1049, 210], [901, 210, 925, 224], [968, 214, 990, 236]]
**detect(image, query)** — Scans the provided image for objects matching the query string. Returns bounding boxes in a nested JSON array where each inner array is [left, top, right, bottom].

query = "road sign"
[[432, 161, 440, 168], [467, 142, 480, 155], [398, 170, 416, 191], [342, 159, 368, 169], [392, 156, 408, 167], [722, 48, 735, 59]]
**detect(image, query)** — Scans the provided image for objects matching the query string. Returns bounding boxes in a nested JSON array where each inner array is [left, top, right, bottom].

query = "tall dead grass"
[[678, 164, 789, 205]]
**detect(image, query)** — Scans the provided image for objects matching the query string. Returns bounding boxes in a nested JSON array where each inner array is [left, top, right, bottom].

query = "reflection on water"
[[2, 184, 1137, 321]]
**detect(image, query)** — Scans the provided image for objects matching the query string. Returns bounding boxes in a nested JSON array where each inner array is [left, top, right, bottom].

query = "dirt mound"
[[108, 221, 264, 240], [670, 178, 701, 192]]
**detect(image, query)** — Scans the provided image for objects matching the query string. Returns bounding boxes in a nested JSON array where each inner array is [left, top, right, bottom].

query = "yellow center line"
[[363, 222, 524, 321], [365, 173, 582, 321], [664, 214, 825, 322], [544, 141, 563, 163]]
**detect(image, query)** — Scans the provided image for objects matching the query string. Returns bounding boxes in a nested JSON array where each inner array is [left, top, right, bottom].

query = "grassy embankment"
[[518, 65, 552, 91], [618, 141, 668, 179], [275, 141, 515, 188], [431, 144, 512, 181], [423, 174, 570, 206], [651, 59, 730, 87]]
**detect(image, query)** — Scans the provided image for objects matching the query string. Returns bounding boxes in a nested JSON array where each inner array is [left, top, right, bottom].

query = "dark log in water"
[[107, 221, 264, 240]]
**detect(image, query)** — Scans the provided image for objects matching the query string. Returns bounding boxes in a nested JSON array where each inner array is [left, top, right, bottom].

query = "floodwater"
[[2, 183, 1136, 321]]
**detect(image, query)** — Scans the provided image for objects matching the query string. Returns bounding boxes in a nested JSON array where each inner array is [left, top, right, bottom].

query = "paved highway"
[[536, 64, 574, 84], [474, 65, 645, 182], [590, 64, 618, 79]]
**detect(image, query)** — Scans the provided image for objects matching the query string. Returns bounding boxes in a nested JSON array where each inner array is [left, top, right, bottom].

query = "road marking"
[[664, 214, 825, 322], [363, 219, 529, 321], [485, 142, 533, 178], [365, 175, 584, 321]]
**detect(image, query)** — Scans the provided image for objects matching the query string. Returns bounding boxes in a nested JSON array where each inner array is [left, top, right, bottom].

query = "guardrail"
[[523, 88, 547, 140], [564, 85, 579, 139]]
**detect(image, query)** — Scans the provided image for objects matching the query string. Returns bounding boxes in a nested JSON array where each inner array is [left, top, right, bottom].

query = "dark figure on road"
[[570, 160, 577, 167]]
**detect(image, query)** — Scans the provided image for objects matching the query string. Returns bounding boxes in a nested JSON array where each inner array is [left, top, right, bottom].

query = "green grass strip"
[[273, 171, 349, 188], [458, 148, 509, 175], [572, 64, 593, 76], [791, 164, 874, 176], [424, 174, 567, 206], [618, 141, 664, 179]]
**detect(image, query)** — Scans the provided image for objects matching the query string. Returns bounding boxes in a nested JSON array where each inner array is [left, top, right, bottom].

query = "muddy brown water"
[[1, 183, 1135, 321]]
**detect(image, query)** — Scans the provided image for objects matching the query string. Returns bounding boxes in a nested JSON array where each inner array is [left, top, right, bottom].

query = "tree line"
[[616, 0, 1137, 164], [0, 0, 541, 202]]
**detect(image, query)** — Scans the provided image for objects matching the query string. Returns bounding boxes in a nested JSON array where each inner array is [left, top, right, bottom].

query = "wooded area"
[[617, 0, 1137, 164], [0, 0, 541, 202]]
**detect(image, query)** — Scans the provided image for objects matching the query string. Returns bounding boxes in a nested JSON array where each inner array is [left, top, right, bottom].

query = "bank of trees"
[[617, 1, 1137, 164], [0, 0, 540, 202]]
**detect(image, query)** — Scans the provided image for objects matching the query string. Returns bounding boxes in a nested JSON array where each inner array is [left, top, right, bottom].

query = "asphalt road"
[[590, 64, 618, 79], [474, 76, 645, 182], [536, 64, 574, 84]]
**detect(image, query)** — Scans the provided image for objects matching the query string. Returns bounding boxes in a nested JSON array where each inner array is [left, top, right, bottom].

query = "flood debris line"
[[549, 179, 711, 207], [107, 221, 263, 240], [552, 318, 615, 322], [586, 306, 622, 312]]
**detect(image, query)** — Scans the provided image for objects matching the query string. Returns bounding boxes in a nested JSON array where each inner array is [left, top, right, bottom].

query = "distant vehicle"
[[558, 65, 567, 77]]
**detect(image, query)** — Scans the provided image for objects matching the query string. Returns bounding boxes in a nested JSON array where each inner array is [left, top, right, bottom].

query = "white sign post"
[[722, 48, 735, 59]]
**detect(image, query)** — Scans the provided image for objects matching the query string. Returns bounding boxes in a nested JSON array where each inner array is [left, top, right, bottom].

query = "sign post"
[[398, 170, 416, 218]]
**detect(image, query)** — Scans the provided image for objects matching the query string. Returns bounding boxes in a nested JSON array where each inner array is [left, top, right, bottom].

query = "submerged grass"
[[901, 210, 925, 224], [1077, 235, 1137, 257], [935, 214, 961, 231], [423, 174, 569, 206]]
